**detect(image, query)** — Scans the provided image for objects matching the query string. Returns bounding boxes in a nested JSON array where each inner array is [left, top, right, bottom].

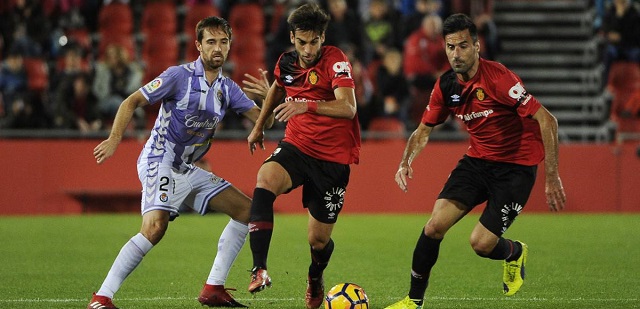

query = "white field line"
[[1, 296, 638, 303]]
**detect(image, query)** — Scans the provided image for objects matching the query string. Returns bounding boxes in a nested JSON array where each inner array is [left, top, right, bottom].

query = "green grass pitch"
[[0, 213, 638, 308]]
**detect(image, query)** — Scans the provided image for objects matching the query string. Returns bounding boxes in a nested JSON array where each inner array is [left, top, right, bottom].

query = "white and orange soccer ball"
[[324, 283, 369, 309]]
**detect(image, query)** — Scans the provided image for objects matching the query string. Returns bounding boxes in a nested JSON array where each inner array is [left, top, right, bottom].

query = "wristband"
[[307, 101, 318, 113]]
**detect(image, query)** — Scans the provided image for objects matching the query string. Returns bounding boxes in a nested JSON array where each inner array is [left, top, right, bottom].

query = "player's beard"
[[450, 58, 471, 74], [300, 51, 321, 68], [202, 53, 226, 71]]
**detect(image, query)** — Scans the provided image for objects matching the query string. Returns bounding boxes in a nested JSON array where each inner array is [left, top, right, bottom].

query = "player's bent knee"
[[423, 222, 446, 239], [141, 225, 167, 245], [469, 239, 494, 257]]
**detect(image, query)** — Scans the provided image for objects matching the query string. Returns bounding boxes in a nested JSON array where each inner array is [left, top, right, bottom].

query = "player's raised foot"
[[198, 284, 247, 307], [87, 293, 119, 309], [248, 267, 272, 294], [384, 296, 422, 309], [503, 241, 528, 296], [305, 275, 324, 309]]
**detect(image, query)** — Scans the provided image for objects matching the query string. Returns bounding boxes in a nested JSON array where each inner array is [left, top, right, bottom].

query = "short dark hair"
[[442, 13, 478, 42], [287, 3, 330, 35], [196, 16, 232, 42]]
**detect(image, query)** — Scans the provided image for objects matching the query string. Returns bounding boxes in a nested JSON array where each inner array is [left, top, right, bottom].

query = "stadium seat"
[[23, 57, 49, 93], [141, 1, 177, 38], [231, 39, 267, 58], [97, 33, 136, 61], [64, 28, 92, 53], [228, 2, 265, 35], [184, 36, 201, 61], [142, 35, 179, 65], [184, 2, 221, 34], [607, 61, 640, 119], [142, 35, 180, 83], [98, 1, 133, 36]]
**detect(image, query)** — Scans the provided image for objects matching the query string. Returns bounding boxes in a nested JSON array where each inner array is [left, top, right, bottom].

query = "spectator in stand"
[[50, 43, 89, 93], [343, 43, 375, 129], [0, 0, 50, 58], [374, 48, 410, 125], [400, 0, 443, 42], [363, 0, 403, 63], [403, 14, 449, 128], [324, 0, 369, 64], [403, 14, 448, 91], [601, 0, 640, 84], [0, 49, 27, 119], [0, 46, 50, 129], [53, 72, 102, 133], [93, 43, 144, 129]]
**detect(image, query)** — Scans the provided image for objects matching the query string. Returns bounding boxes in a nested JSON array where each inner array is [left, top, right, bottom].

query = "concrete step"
[[498, 53, 598, 67], [494, 0, 590, 12]]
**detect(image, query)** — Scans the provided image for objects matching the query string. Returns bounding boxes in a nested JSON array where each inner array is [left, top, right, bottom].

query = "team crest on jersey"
[[476, 88, 485, 101], [159, 192, 169, 203], [216, 89, 225, 104], [210, 175, 222, 185], [308, 70, 319, 85], [144, 78, 162, 93]]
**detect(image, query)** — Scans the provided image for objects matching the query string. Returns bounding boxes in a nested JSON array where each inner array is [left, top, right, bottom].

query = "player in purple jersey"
[[385, 14, 566, 309], [88, 16, 274, 309]]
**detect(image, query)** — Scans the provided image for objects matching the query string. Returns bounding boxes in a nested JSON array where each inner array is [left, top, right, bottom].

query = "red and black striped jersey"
[[422, 58, 544, 166], [274, 45, 361, 165]]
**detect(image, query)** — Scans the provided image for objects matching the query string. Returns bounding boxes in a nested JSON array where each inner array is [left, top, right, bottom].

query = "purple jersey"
[[138, 58, 256, 172]]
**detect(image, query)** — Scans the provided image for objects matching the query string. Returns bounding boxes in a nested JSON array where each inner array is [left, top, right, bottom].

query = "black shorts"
[[265, 142, 351, 224], [438, 155, 537, 236]]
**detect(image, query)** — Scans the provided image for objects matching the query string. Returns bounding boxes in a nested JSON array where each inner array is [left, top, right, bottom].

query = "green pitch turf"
[[0, 213, 638, 308]]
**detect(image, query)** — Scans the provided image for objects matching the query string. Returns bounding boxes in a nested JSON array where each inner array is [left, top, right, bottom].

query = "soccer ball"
[[324, 283, 369, 309]]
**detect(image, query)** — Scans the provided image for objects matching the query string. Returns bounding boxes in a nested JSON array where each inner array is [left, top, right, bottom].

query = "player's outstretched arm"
[[395, 123, 433, 192], [532, 105, 566, 211], [242, 68, 269, 101], [94, 91, 148, 164], [242, 68, 275, 129], [248, 82, 285, 154]]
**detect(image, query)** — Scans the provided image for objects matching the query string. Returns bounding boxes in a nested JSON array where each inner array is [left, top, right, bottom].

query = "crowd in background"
[[0, 0, 638, 136]]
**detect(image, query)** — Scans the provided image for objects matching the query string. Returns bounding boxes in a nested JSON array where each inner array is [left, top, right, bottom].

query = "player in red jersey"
[[245, 3, 360, 309], [385, 13, 566, 309]]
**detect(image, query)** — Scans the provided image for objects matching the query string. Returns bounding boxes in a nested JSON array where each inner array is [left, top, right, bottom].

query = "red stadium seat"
[[97, 33, 136, 61], [142, 35, 180, 83], [228, 3, 264, 35], [64, 28, 92, 53], [231, 60, 266, 86], [607, 61, 640, 119], [184, 2, 221, 34], [231, 38, 267, 58], [23, 57, 49, 93], [184, 36, 201, 61], [608, 62, 640, 133], [141, 1, 177, 37], [98, 1, 133, 36], [142, 35, 179, 65]]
